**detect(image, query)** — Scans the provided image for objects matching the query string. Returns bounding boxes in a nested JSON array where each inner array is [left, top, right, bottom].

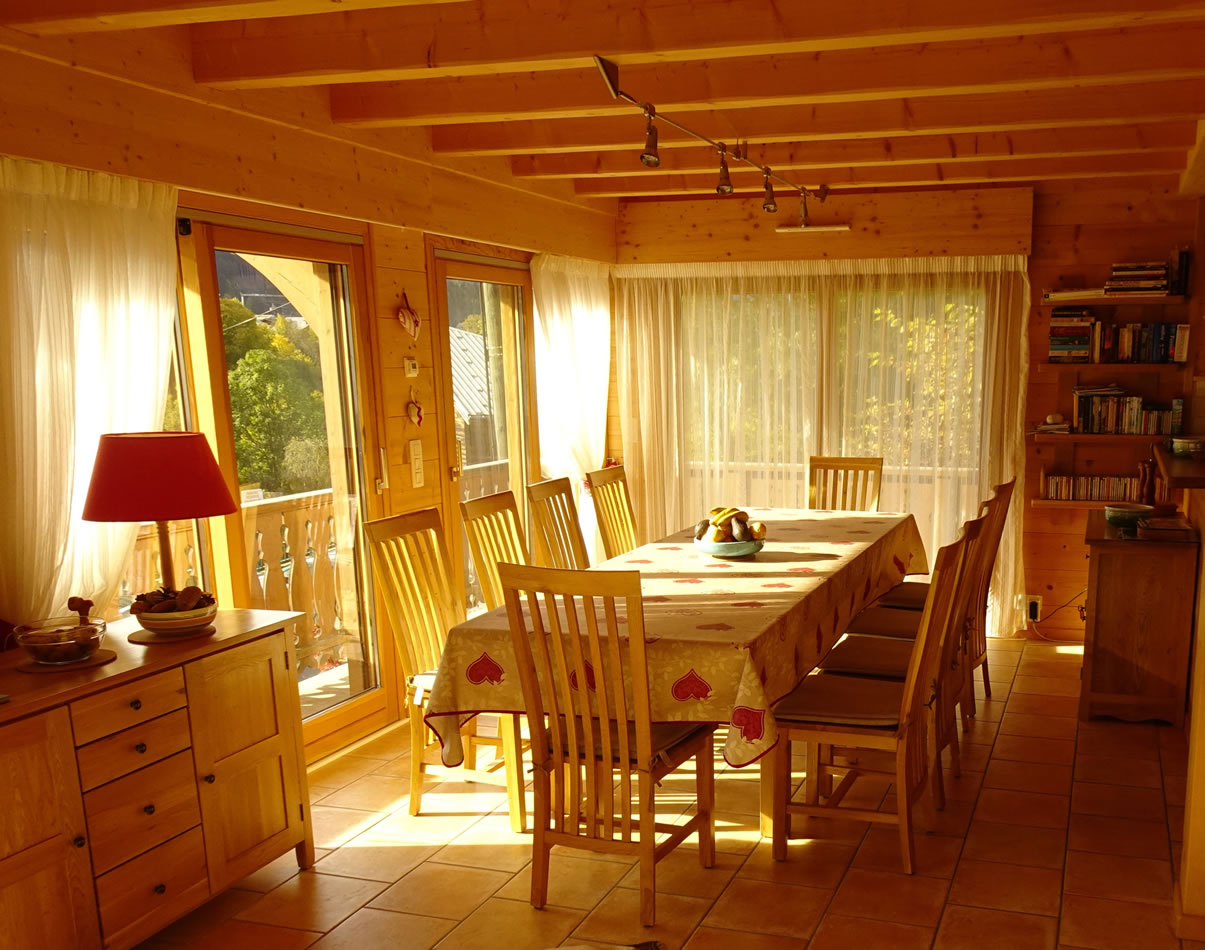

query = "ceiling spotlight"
[[640, 106, 660, 168], [775, 188, 851, 233], [761, 169, 777, 213], [716, 147, 734, 195]]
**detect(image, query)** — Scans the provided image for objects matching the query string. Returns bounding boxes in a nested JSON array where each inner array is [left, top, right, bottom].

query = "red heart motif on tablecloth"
[[732, 601, 766, 608], [645, 595, 671, 603], [788, 567, 815, 575], [676, 578, 704, 584], [466, 652, 504, 686], [672, 668, 712, 701], [814, 510, 832, 514], [731, 706, 765, 742], [833, 541, 856, 545], [626, 558, 653, 564], [763, 582, 791, 589], [697, 622, 735, 631], [849, 530, 871, 535], [893, 555, 907, 574], [569, 661, 596, 691], [659, 546, 683, 551], [709, 563, 733, 568]]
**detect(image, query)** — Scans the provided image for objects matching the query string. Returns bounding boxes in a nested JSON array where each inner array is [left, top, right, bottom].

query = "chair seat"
[[548, 717, 712, 767], [818, 634, 914, 679], [846, 604, 923, 639], [774, 672, 902, 727], [873, 581, 929, 610]]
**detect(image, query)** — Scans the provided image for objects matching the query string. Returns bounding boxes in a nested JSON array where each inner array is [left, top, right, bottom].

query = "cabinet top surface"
[[0, 609, 302, 726], [1084, 509, 1200, 548]]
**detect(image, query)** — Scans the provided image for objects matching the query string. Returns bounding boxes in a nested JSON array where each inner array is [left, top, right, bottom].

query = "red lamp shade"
[[83, 432, 237, 523]]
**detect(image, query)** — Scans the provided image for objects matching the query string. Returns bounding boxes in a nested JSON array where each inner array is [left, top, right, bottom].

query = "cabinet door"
[[186, 632, 305, 891], [0, 708, 101, 950]]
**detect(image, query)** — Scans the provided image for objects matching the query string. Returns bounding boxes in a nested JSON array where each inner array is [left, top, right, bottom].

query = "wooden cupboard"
[[0, 610, 312, 950]]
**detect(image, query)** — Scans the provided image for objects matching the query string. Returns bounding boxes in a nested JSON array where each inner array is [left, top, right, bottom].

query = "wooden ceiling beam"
[[4, 0, 463, 35], [574, 153, 1188, 197], [431, 79, 1205, 155], [191, 0, 1205, 89], [330, 24, 1205, 127], [511, 124, 1198, 179]]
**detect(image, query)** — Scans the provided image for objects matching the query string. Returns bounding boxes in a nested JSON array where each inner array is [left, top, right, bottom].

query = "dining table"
[[424, 506, 928, 835]]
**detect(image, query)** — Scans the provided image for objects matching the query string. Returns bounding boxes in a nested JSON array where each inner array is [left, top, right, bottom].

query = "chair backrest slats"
[[528, 477, 591, 570], [500, 564, 648, 844], [935, 511, 989, 754], [967, 479, 1017, 663], [586, 465, 640, 560], [808, 456, 884, 512], [461, 491, 530, 611], [365, 509, 463, 681]]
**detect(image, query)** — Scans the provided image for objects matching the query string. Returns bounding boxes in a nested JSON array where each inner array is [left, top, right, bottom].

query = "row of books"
[[1039, 471, 1141, 503], [1047, 309, 1191, 363], [1105, 260, 1169, 296], [1070, 385, 1183, 435]]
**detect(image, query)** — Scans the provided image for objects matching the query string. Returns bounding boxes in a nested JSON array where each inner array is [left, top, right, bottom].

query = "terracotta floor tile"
[[942, 769, 985, 803], [808, 914, 933, 950], [671, 807, 762, 855], [615, 848, 742, 900], [932, 904, 1057, 950], [308, 754, 384, 790], [1162, 771, 1185, 806], [318, 773, 428, 813], [959, 717, 1000, 745], [984, 648, 1021, 666], [947, 858, 1062, 916], [1016, 659, 1083, 679], [682, 926, 807, 949], [236, 872, 387, 933], [946, 742, 991, 773], [497, 853, 631, 909], [309, 805, 385, 850], [309, 908, 454, 950], [970, 697, 1008, 722], [438, 897, 583, 950], [961, 821, 1066, 870], [149, 919, 321, 949], [787, 813, 871, 846], [1074, 754, 1162, 789], [991, 735, 1076, 766], [572, 887, 711, 950], [1063, 850, 1173, 905], [416, 778, 511, 816], [1059, 893, 1180, 950], [974, 788, 1068, 830], [703, 878, 831, 940], [1075, 726, 1160, 762], [149, 888, 264, 944], [348, 727, 412, 761], [1005, 693, 1081, 719], [1067, 813, 1170, 860], [828, 867, 950, 927], [1011, 675, 1079, 698], [234, 853, 316, 894], [315, 833, 439, 883], [987, 638, 1026, 652], [983, 760, 1073, 796], [1020, 643, 1083, 659], [975, 681, 1010, 702], [851, 825, 963, 878], [370, 862, 510, 919], [879, 793, 974, 837], [740, 838, 856, 889], [999, 713, 1078, 741], [1168, 804, 1184, 842], [431, 814, 533, 872], [1071, 782, 1166, 822], [369, 804, 482, 844]]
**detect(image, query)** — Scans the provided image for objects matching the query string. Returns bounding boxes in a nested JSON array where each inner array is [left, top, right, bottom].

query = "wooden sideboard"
[[0, 609, 313, 950], [1081, 511, 1199, 726]]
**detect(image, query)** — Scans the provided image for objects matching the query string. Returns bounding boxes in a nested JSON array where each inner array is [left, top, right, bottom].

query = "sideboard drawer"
[[71, 668, 187, 745], [76, 708, 193, 792], [96, 826, 208, 950], [84, 749, 201, 874]]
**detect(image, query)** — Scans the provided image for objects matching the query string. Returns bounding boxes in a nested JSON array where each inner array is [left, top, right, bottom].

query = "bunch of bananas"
[[694, 506, 768, 543]]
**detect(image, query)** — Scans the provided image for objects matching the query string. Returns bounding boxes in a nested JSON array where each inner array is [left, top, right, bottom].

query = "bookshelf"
[[1030, 499, 1115, 510], [1040, 294, 1187, 307], [1032, 433, 1168, 445], [1034, 362, 1187, 378]]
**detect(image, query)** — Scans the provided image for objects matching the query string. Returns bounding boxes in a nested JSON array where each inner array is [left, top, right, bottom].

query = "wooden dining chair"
[[527, 476, 591, 570], [585, 464, 640, 560], [461, 490, 531, 611], [499, 563, 716, 927], [808, 456, 884, 511], [365, 508, 526, 828], [771, 530, 970, 874]]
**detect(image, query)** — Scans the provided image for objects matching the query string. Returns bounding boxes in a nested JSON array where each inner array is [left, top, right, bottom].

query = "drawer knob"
[[73, 836, 86, 849], [135, 742, 148, 754], [153, 884, 166, 896], [129, 699, 143, 711], [203, 773, 216, 784], [143, 804, 156, 815]]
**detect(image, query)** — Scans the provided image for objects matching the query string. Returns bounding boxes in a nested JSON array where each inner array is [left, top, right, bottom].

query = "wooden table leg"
[[501, 713, 527, 833], [759, 748, 777, 837]]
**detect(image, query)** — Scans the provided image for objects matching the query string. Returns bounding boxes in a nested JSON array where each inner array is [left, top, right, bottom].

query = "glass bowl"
[[14, 616, 107, 665]]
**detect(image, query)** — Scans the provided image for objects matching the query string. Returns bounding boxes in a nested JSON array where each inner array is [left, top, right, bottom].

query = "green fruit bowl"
[[694, 538, 765, 558], [1103, 502, 1155, 530]]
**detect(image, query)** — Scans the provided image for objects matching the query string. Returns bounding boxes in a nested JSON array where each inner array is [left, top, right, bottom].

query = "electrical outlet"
[[1027, 595, 1043, 622]]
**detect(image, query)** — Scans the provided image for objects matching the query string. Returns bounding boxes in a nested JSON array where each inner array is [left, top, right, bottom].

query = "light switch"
[[404, 357, 420, 378], [409, 439, 424, 488]]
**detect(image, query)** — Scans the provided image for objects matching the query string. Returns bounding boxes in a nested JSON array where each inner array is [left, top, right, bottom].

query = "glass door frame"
[[177, 220, 401, 757], [431, 256, 540, 609]]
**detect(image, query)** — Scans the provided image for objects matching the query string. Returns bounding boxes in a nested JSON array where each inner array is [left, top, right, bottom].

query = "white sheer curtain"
[[531, 254, 612, 561], [614, 256, 1029, 638], [0, 158, 177, 623]]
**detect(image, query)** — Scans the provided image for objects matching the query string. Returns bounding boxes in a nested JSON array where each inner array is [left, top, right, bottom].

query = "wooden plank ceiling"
[[8, 0, 1205, 199]]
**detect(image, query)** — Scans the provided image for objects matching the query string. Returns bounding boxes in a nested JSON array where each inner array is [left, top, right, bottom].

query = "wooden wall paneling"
[[616, 187, 1033, 263]]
